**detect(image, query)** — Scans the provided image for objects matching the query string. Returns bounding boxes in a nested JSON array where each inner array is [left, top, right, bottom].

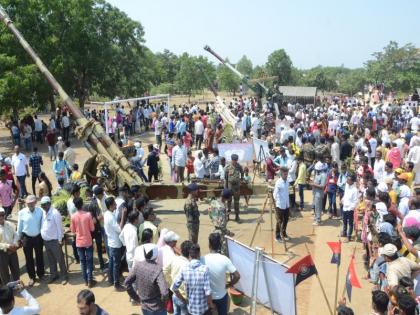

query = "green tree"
[[301, 66, 337, 91], [175, 53, 215, 101], [0, 0, 152, 111], [217, 59, 240, 95], [366, 41, 420, 92], [155, 49, 180, 84], [236, 55, 253, 77], [265, 49, 293, 85]]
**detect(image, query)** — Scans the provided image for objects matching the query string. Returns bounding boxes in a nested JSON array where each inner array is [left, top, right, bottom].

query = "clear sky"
[[107, 0, 420, 69]]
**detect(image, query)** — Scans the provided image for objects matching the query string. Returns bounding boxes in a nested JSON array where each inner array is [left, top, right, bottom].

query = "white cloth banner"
[[218, 143, 254, 162], [227, 238, 296, 315]]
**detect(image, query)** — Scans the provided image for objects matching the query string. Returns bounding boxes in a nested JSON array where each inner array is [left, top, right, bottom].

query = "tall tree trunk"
[[78, 95, 85, 111], [49, 93, 56, 113]]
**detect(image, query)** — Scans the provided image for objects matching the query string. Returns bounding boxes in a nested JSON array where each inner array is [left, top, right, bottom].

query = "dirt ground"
[[0, 116, 372, 315]]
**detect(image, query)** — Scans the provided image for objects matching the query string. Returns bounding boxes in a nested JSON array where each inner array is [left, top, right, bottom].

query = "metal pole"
[[250, 247, 261, 315]]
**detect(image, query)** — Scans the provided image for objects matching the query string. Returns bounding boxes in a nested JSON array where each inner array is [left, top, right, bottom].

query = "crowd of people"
[[1, 89, 420, 314]]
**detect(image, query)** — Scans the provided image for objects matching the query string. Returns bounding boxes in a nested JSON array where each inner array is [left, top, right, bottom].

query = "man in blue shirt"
[[17, 195, 44, 286]]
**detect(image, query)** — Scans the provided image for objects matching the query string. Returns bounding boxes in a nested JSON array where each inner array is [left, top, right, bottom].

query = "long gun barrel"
[[204, 45, 268, 94], [0, 6, 142, 187]]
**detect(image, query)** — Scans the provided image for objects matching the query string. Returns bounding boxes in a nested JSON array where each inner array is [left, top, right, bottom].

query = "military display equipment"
[[204, 45, 268, 106], [0, 7, 268, 199], [0, 6, 142, 189]]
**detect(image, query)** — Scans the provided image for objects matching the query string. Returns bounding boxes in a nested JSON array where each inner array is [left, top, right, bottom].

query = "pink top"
[[70, 211, 94, 247], [386, 147, 401, 169], [0, 180, 14, 207]]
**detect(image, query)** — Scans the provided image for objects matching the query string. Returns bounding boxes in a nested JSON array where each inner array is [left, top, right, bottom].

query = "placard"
[[227, 238, 296, 315], [218, 142, 254, 162]]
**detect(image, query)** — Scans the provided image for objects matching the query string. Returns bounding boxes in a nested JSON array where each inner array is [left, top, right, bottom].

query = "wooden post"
[[304, 244, 334, 315]]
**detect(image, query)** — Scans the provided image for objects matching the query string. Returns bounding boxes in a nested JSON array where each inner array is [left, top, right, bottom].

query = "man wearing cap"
[[208, 189, 234, 255], [381, 243, 420, 288], [124, 243, 169, 315], [224, 154, 244, 222], [0, 207, 20, 285], [17, 195, 44, 286], [40, 196, 67, 285], [311, 161, 328, 225], [184, 183, 200, 244], [398, 182, 411, 218], [158, 231, 179, 272]]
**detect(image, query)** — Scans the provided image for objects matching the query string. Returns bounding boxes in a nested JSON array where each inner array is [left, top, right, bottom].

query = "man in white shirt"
[[163, 240, 192, 315], [40, 196, 67, 285], [194, 152, 205, 179], [373, 150, 386, 183], [11, 146, 29, 198], [194, 117, 204, 150], [369, 136, 378, 167], [172, 138, 187, 183], [202, 233, 240, 315], [119, 211, 139, 271], [0, 280, 40, 315], [273, 168, 290, 241], [103, 197, 124, 291], [61, 112, 71, 142], [158, 231, 179, 270], [0, 207, 19, 285], [33, 115, 43, 144], [341, 174, 358, 242]]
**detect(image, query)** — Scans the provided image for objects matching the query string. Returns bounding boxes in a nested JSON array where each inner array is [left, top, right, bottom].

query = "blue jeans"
[[142, 309, 167, 315], [342, 210, 354, 240], [298, 184, 305, 209], [108, 246, 122, 285], [77, 246, 93, 282], [173, 294, 188, 315], [327, 191, 337, 216], [16, 175, 27, 198], [24, 137, 32, 151], [12, 135, 20, 146], [213, 293, 229, 315], [100, 227, 109, 257]]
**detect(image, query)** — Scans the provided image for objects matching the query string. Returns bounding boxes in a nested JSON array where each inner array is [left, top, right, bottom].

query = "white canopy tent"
[[89, 94, 170, 134]]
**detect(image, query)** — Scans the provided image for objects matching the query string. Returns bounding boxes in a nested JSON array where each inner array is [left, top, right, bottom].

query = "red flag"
[[327, 241, 341, 265], [287, 255, 317, 286], [348, 256, 361, 288]]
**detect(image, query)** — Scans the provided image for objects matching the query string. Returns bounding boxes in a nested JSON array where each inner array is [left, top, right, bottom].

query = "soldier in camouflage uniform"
[[224, 154, 244, 222], [184, 183, 200, 244], [208, 189, 234, 255], [302, 137, 316, 181]]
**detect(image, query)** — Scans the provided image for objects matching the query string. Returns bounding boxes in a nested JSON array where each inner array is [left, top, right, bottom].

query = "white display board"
[[252, 138, 270, 162], [227, 238, 296, 315], [218, 143, 254, 162]]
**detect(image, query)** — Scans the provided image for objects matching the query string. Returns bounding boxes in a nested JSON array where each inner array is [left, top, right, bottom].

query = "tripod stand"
[[249, 186, 287, 256], [252, 145, 267, 184]]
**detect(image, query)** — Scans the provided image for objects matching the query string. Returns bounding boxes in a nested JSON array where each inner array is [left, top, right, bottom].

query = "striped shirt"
[[29, 153, 43, 177]]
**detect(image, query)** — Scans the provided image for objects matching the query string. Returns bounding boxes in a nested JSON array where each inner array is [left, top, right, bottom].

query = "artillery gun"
[[204, 45, 270, 108], [0, 7, 267, 199]]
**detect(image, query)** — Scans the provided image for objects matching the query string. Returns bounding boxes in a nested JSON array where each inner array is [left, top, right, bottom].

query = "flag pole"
[[333, 240, 341, 315], [341, 245, 357, 299], [304, 244, 334, 315]]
